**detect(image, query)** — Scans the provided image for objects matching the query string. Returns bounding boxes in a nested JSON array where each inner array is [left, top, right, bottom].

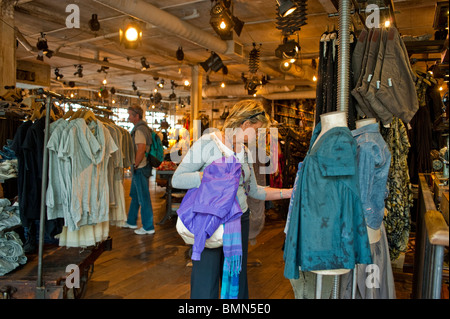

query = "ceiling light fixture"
[[276, 0, 297, 17], [210, 0, 245, 40], [97, 57, 109, 73], [89, 14, 101, 31], [176, 46, 184, 61], [280, 60, 292, 72], [119, 19, 143, 49], [200, 51, 225, 73], [36, 32, 53, 58], [275, 36, 300, 59], [36, 32, 49, 54], [74, 64, 83, 77], [140, 57, 150, 70], [157, 79, 165, 88], [54, 68, 64, 80]]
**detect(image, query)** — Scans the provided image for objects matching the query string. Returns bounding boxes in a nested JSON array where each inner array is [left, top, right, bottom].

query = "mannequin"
[[287, 110, 373, 299], [355, 117, 381, 244], [313, 111, 348, 149], [312, 111, 351, 283]]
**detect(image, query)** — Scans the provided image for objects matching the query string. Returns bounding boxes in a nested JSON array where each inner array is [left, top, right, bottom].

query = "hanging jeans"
[[190, 209, 250, 299], [127, 167, 155, 231]]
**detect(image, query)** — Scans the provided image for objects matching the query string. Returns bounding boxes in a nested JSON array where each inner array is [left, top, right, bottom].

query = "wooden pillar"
[[190, 65, 202, 142], [0, 0, 16, 96]]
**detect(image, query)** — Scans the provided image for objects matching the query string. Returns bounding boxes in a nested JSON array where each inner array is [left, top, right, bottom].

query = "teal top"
[[283, 122, 372, 278]]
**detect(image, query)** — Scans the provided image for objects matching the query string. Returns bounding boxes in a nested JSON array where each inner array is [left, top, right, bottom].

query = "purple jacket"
[[177, 156, 243, 260]]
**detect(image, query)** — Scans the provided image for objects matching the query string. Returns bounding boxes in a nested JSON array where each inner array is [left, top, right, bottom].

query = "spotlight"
[[210, 0, 245, 40], [132, 81, 137, 91], [275, 37, 300, 59], [154, 92, 162, 104], [89, 14, 101, 31], [36, 33, 49, 54], [184, 79, 191, 86], [176, 46, 184, 61], [119, 20, 143, 49], [140, 57, 150, 70], [280, 60, 292, 72], [99, 87, 109, 98], [157, 79, 165, 88], [110, 87, 116, 95], [276, 0, 297, 17], [54, 68, 64, 80], [74, 64, 83, 78], [200, 51, 225, 73], [169, 90, 177, 100], [97, 57, 110, 73]]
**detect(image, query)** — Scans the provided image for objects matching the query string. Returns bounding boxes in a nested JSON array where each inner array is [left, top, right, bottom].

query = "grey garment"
[[248, 153, 267, 241], [46, 119, 69, 220], [289, 270, 336, 299], [340, 224, 396, 299], [351, 28, 368, 88], [289, 224, 396, 299], [354, 28, 383, 120], [0, 198, 11, 208], [363, 29, 395, 125], [172, 133, 267, 214], [375, 27, 418, 124], [352, 29, 377, 118], [0, 231, 27, 276], [0, 207, 21, 231]]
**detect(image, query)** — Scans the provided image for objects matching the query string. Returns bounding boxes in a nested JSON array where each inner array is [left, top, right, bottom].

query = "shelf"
[[405, 40, 446, 55]]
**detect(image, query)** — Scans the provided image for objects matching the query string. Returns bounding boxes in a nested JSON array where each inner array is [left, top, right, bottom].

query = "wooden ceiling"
[[12, 0, 446, 102]]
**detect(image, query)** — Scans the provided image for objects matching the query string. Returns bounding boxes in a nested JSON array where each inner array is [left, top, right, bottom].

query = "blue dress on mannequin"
[[284, 122, 372, 279]]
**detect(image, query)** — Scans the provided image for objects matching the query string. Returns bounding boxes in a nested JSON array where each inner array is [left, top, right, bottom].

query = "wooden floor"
[[82, 174, 440, 299], [84, 174, 295, 299]]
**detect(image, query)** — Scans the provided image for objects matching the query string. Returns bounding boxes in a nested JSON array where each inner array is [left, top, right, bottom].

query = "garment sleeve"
[[357, 142, 377, 215], [134, 129, 146, 145], [247, 162, 267, 200], [171, 138, 209, 189], [316, 131, 356, 177]]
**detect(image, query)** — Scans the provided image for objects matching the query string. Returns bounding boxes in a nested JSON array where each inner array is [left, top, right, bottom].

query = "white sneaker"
[[122, 222, 138, 229], [134, 227, 155, 235]]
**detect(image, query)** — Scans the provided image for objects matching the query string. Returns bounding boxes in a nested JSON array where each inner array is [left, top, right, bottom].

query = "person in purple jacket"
[[172, 99, 293, 299]]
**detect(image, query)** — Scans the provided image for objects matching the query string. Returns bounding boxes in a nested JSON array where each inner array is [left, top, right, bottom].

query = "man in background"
[[124, 105, 155, 235]]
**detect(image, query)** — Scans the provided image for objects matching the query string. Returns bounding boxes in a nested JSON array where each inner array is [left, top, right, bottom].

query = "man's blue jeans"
[[127, 167, 155, 231]]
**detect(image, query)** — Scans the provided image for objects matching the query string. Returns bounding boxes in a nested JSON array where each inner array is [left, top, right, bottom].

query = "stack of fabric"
[[0, 231, 27, 276]]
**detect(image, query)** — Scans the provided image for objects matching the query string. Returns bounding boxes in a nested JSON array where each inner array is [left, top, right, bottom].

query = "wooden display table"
[[0, 237, 112, 299]]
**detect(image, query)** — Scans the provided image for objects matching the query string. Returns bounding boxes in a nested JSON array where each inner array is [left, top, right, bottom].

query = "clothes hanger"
[[82, 109, 96, 123]]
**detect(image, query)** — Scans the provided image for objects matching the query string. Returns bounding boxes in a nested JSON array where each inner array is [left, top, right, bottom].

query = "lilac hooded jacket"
[[176, 155, 243, 260]]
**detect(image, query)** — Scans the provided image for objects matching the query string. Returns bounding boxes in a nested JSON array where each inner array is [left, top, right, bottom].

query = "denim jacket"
[[352, 123, 391, 230]]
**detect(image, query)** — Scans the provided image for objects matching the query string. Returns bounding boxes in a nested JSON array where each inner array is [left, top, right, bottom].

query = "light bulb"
[[221, 82, 225, 88], [125, 27, 139, 41], [219, 21, 227, 30], [313, 75, 317, 82]]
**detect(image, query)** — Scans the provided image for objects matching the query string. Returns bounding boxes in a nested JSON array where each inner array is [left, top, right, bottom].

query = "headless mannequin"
[[355, 118, 382, 245], [312, 111, 350, 276]]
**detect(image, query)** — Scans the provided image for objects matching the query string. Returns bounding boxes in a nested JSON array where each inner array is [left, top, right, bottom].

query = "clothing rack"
[[34, 88, 114, 298]]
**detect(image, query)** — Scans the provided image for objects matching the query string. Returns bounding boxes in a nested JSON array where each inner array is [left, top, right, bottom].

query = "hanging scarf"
[[220, 216, 242, 299]]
